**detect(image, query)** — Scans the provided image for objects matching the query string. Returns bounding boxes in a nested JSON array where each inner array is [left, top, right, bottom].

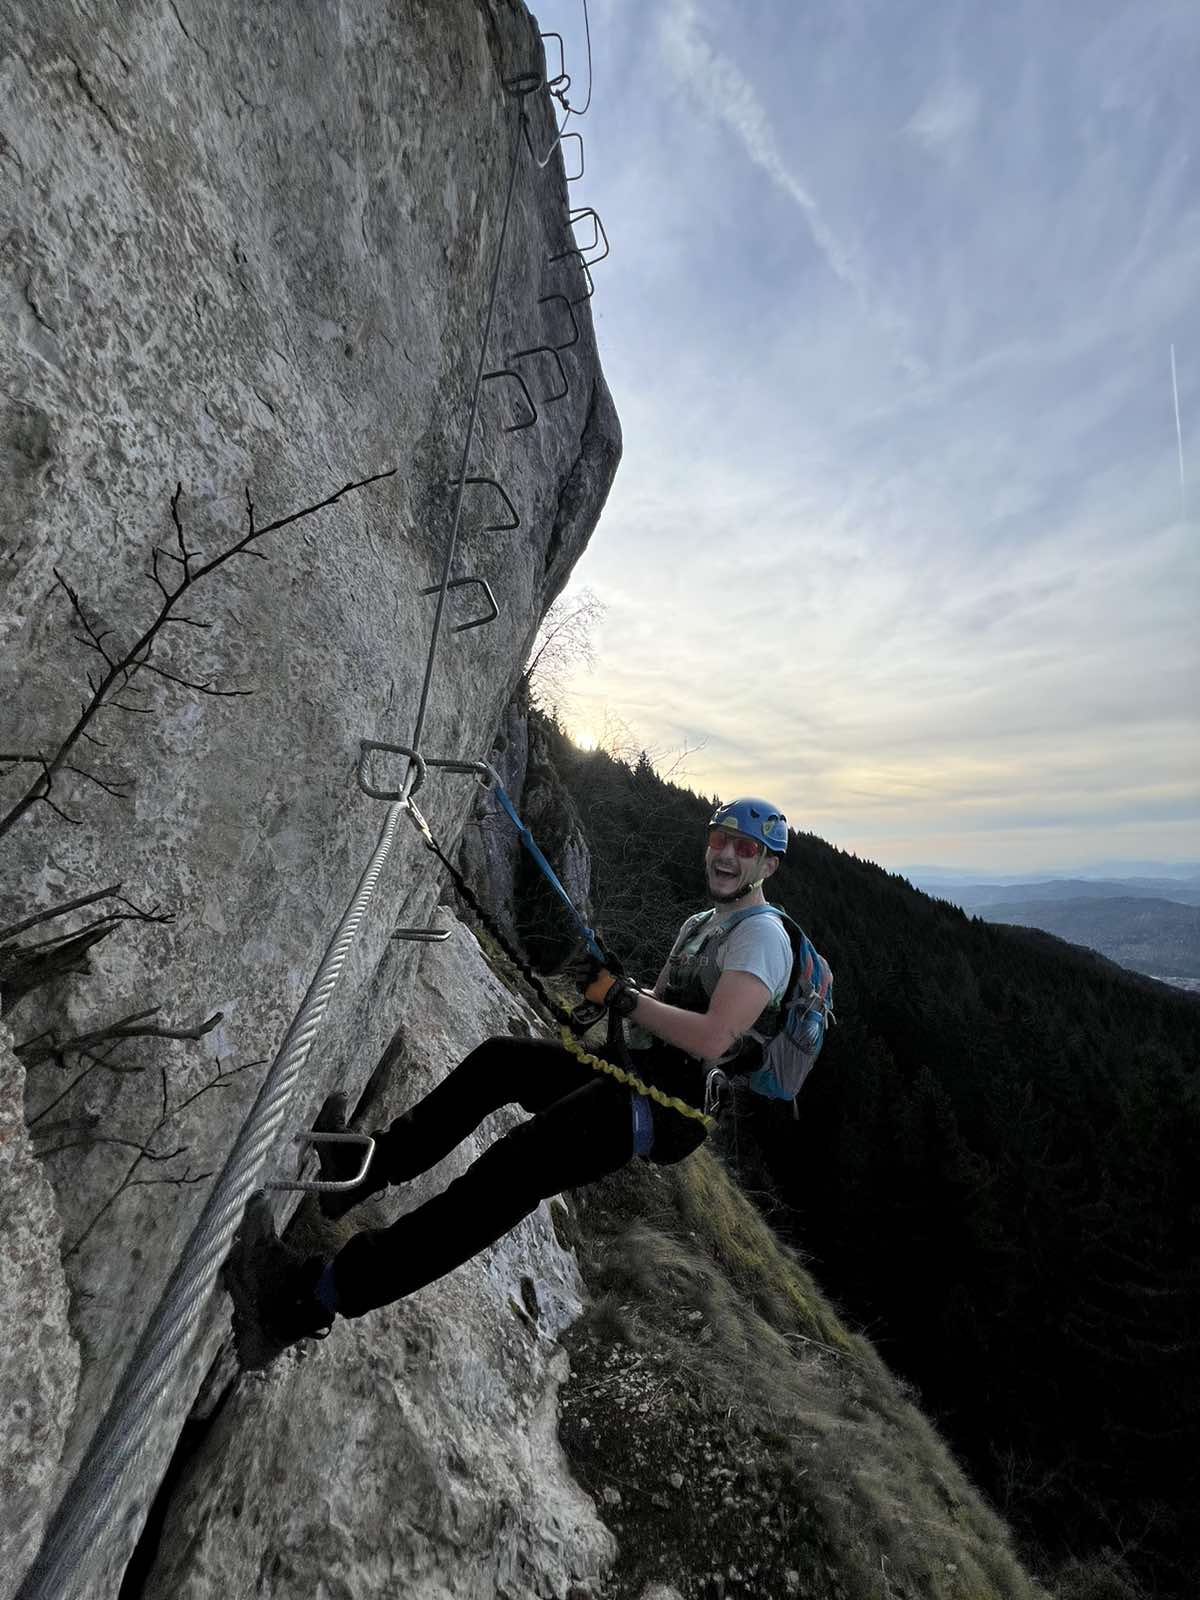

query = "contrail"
[[1171, 343, 1186, 517]]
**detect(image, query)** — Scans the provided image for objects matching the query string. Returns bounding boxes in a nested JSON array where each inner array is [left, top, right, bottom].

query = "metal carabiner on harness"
[[704, 1067, 732, 1120]]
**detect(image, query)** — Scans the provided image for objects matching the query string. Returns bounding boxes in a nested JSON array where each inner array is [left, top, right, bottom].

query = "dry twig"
[[15, 1004, 222, 1065], [0, 887, 174, 1014], [0, 467, 396, 839], [37, 1051, 265, 1260]]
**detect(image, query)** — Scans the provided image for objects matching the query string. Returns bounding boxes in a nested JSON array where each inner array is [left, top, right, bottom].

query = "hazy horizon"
[[897, 859, 1200, 885]]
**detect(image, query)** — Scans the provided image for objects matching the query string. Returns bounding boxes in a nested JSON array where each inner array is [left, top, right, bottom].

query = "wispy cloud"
[[906, 76, 981, 153], [1171, 343, 1186, 515], [655, 0, 924, 376]]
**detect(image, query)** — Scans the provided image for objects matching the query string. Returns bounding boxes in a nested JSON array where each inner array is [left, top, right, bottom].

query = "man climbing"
[[225, 797, 797, 1369]]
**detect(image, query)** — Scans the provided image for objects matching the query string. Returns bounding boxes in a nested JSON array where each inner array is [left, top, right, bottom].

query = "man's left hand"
[[566, 944, 623, 996]]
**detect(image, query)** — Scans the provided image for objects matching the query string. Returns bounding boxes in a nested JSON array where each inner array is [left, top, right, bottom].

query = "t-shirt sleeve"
[[717, 916, 793, 1002]]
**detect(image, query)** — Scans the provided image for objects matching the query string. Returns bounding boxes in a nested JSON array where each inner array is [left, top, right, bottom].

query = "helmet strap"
[[711, 874, 765, 905]]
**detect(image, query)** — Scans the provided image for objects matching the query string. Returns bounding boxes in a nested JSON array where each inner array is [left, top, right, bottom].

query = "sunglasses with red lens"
[[707, 828, 762, 859]]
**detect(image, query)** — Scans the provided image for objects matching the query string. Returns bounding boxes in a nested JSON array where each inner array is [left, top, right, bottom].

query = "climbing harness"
[[18, 26, 610, 1600]]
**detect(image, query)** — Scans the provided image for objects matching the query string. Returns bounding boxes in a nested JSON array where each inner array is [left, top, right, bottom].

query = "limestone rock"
[[0, 1023, 80, 1600], [139, 917, 615, 1600], [458, 695, 533, 955], [1, 0, 618, 1593]]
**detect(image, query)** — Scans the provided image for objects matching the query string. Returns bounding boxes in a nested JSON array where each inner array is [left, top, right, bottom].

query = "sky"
[[531, 0, 1199, 877]]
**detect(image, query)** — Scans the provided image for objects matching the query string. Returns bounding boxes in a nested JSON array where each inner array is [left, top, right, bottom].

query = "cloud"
[[655, 0, 924, 375], [906, 77, 981, 153], [657, 1, 856, 287]]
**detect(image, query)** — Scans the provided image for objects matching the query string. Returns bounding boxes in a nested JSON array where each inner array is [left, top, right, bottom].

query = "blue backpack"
[[715, 905, 835, 1103]]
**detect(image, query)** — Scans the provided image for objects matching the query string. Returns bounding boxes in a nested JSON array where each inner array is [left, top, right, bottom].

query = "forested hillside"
[[976, 895, 1200, 982], [534, 709, 1200, 1600]]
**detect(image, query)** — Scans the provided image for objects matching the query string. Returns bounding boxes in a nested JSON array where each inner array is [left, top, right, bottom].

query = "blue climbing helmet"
[[708, 797, 789, 856]]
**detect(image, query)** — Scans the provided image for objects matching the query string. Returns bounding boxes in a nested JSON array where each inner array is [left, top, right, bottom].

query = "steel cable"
[[409, 110, 526, 762], [16, 802, 408, 1600]]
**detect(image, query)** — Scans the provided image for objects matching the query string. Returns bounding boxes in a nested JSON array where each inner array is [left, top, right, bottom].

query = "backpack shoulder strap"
[[720, 906, 832, 1003], [715, 904, 786, 939], [671, 908, 717, 955]]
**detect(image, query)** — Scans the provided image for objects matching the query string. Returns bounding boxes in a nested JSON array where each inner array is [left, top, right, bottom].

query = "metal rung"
[[422, 757, 496, 783], [444, 477, 520, 532], [419, 575, 499, 632], [267, 1130, 376, 1194], [391, 926, 452, 943], [357, 740, 427, 801], [557, 206, 609, 266], [550, 249, 595, 304], [509, 344, 569, 404], [561, 130, 587, 184], [539, 293, 580, 351], [539, 31, 568, 92], [482, 367, 539, 431]]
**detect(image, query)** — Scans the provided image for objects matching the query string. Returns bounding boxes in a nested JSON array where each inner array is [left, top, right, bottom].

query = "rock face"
[[0, 1024, 80, 1600], [0, 3, 619, 1595], [138, 919, 615, 1600]]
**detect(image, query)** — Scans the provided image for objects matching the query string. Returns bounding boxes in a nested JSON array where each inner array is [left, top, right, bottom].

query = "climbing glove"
[[582, 969, 642, 1018], [567, 945, 641, 1023]]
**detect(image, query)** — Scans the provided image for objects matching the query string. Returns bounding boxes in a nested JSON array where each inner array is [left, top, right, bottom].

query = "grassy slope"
[[552, 1141, 1046, 1600]]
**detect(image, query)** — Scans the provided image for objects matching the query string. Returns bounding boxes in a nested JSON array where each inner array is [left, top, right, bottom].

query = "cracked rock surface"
[[137, 918, 615, 1600], [0, 2, 619, 1594], [0, 1023, 80, 1600]]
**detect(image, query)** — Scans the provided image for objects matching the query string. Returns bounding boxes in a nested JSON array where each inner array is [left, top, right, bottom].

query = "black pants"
[[330, 1035, 707, 1318]]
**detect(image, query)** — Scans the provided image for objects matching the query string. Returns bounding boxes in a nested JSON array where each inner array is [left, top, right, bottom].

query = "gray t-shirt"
[[703, 907, 793, 1002], [627, 905, 793, 1063]]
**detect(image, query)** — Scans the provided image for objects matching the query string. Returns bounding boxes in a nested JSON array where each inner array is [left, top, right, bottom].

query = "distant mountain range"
[[902, 860, 1200, 886], [976, 895, 1200, 982], [914, 875, 1200, 910], [902, 875, 1200, 983]]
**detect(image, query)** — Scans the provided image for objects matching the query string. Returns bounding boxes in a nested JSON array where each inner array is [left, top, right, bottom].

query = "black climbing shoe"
[[223, 1193, 334, 1371], [315, 1090, 392, 1221]]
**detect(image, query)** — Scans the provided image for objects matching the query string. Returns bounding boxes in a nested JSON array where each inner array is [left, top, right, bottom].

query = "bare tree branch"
[[523, 588, 605, 711], [27, 1052, 116, 1128], [1, 924, 119, 1015], [0, 465, 397, 841], [59, 1051, 261, 1258], [0, 889, 175, 1015], [0, 882, 122, 943], [15, 1006, 222, 1064]]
